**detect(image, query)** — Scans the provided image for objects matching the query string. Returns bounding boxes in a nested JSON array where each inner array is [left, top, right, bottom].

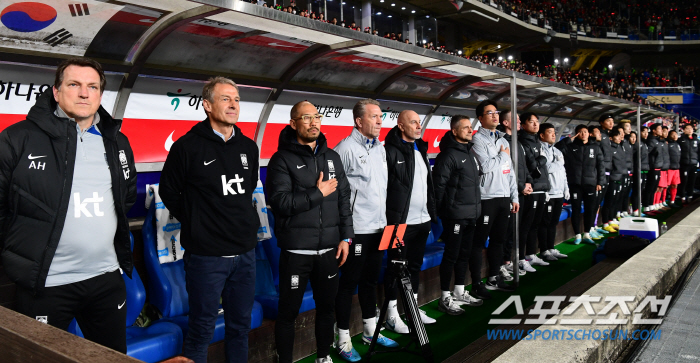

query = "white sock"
[[338, 328, 351, 344], [454, 284, 465, 296], [387, 300, 400, 318], [575, 233, 581, 239], [362, 318, 376, 337], [413, 293, 418, 304], [603, 223, 609, 227], [583, 232, 591, 238], [441, 291, 451, 299]]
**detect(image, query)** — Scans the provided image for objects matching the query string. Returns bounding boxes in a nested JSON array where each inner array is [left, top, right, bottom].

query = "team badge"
[[291, 275, 299, 289], [241, 154, 249, 169]]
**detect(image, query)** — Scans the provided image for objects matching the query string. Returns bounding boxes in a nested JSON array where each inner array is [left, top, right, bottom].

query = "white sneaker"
[[519, 259, 536, 272], [528, 254, 550, 266], [541, 250, 558, 261], [315, 355, 333, 363], [420, 309, 436, 324], [499, 265, 514, 281], [452, 290, 483, 306], [504, 263, 526, 276], [385, 315, 410, 334], [550, 249, 568, 259]]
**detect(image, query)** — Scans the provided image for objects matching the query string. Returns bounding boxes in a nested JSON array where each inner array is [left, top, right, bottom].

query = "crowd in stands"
[[247, 0, 695, 111], [488, 0, 700, 38]]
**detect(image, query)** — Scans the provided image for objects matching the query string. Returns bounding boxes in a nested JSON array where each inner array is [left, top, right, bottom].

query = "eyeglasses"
[[483, 110, 500, 117], [294, 114, 324, 124]]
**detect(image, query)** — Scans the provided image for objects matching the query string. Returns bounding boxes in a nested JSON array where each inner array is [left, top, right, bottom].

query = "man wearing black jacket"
[[558, 125, 604, 244], [631, 129, 649, 215], [601, 128, 627, 230], [498, 110, 531, 279], [384, 110, 437, 327], [433, 116, 483, 316], [160, 77, 260, 363], [0, 58, 136, 352], [266, 101, 353, 363], [618, 124, 634, 217], [517, 112, 551, 269], [597, 115, 615, 227], [644, 124, 665, 213], [667, 130, 682, 206], [678, 123, 698, 204]]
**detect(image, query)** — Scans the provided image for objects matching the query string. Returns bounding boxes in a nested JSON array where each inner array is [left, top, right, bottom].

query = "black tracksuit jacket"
[[266, 125, 353, 250], [557, 138, 605, 187], [660, 139, 670, 170], [0, 90, 137, 293], [634, 140, 650, 172], [668, 140, 681, 170], [610, 142, 626, 182], [384, 126, 436, 225], [679, 134, 699, 166], [600, 129, 614, 173], [519, 132, 550, 192], [160, 120, 260, 256], [646, 136, 664, 170], [432, 130, 482, 222]]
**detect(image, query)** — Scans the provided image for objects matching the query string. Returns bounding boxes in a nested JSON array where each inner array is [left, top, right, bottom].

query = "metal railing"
[[636, 86, 696, 94]]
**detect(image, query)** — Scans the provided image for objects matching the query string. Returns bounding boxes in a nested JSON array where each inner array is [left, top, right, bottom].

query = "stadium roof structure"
[[0, 0, 675, 137]]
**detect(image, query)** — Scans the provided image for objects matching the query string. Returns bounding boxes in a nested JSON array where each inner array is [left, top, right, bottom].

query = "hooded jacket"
[[599, 128, 614, 173], [432, 130, 482, 222], [470, 127, 518, 203], [503, 133, 533, 194], [0, 90, 136, 293], [384, 126, 436, 225], [160, 120, 260, 256], [678, 134, 699, 166], [519, 132, 550, 192], [660, 139, 670, 170], [610, 141, 626, 182], [621, 138, 633, 175], [334, 128, 388, 234], [634, 140, 649, 172], [266, 125, 353, 250], [541, 141, 568, 198], [557, 137, 605, 187], [668, 139, 681, 170], [645, 136, 664, 169]]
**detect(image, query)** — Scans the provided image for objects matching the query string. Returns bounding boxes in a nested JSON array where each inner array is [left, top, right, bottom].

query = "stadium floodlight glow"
[[391, 3, 395, 6], [423, 39, 427, 44], [507, 55, 513, 60], [497, 44, 501, 48], [564, 57, 569, 63], [458, 50, 463, 55], [388, 15, 392, 17], [554, 59, 559, 63], [411, 10, 416, 13], [380, 0, 384, 2], [376, 12, 382, 15], [498, 56, 503, 60], [426, 15, 430, 18], [609, 64, 613, 69]]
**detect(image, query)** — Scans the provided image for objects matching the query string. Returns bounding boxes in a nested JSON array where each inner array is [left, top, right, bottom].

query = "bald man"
[[382, 110, 437, 332]]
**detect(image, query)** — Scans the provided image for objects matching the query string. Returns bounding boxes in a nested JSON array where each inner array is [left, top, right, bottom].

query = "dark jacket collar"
[[439, 129, 470, 153], [277, 124, 328, 156], [27, 89, 121, 140], [191, 118, 244, 144]]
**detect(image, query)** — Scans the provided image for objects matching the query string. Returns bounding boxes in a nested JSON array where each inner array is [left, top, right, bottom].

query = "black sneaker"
[[485, 275, 516, 292], [471, 281, 492, 300]]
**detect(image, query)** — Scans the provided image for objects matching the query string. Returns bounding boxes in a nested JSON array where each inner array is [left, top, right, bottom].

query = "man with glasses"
[[471, 100, 519, 293], [383, 110, 437, 327], [334, 99, 396, 361], [267, 101, 353, 363]]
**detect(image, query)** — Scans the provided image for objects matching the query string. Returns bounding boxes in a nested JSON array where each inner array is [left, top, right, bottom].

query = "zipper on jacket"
[[351, 190, 358, 214]]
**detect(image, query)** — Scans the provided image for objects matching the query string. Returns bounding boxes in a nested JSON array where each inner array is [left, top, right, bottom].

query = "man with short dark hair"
[[644, 124, 665, 213], [666, 130, 682, 206], [538, 123, 569, 260], [516, 112, 551, 269], [383, 110, 437, 328], [558, 124, 604, 244], [160, 76, 260, 363], [678, 123, 698, 204], [470, 100, 519, 293], [433, 115, 483, 316], [0, 57, 136, 352], [267, 101, 353, 363]]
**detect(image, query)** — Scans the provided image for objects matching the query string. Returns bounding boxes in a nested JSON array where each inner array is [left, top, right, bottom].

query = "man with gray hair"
[[160, 76, 260, 363], [333, 99, 396, 361]]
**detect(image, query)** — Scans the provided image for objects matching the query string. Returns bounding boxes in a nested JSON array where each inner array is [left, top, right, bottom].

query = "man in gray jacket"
[[333, 99, 396, 361], [471, 100, 519, 293], [537, 123, 569, 262]]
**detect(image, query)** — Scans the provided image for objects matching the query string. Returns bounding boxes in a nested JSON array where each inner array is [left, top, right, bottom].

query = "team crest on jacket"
[[328, 160, 336, 179], [291, 275, 299, 289], [589, 149, 595, 158], [241, 154, 249, 169], [119, 150, 131, 180], [119, 150, 128, 165]]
